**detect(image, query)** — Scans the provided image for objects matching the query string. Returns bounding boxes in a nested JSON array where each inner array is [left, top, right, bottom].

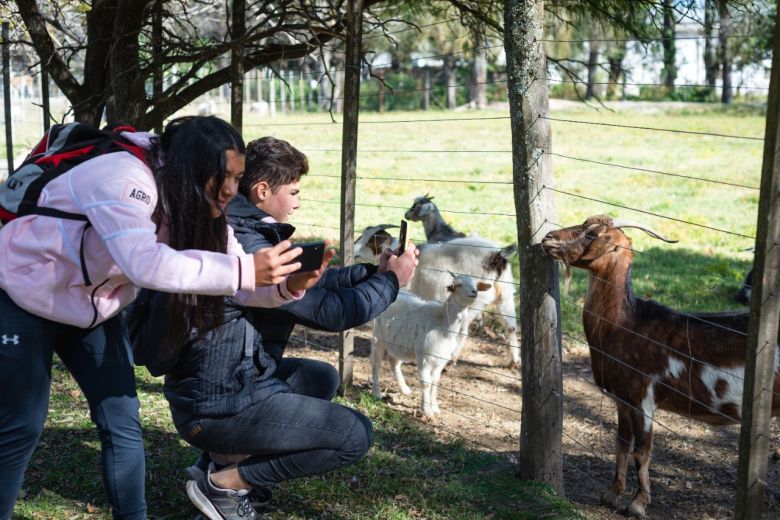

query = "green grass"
[[6, 100, 766, 518], [14, 365, 580, 519]]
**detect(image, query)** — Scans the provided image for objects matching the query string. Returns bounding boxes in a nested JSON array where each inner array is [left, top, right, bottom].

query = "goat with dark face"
[[541, 215, 780, 518], [404, 194, 466, 243]]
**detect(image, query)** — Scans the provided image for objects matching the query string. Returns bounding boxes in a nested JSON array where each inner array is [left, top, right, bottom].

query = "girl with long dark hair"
[[0, 116, 322, 520]]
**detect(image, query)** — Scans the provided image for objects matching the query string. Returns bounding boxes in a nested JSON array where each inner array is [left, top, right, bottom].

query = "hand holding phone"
[[397, 220, 408, 256], [285, 241, 326, 273]]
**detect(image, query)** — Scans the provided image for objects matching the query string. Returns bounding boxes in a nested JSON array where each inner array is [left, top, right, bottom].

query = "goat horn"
[[611, 219, 678, 243]]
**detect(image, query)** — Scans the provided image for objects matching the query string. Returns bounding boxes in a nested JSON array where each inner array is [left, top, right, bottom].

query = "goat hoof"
[[600, 490, 620, 509], [399, 386, 412, 396], [623, 502, 646, 519]]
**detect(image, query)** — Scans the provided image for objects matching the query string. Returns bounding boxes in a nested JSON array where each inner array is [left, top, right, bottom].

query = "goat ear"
[[476, 282, 492, 292]]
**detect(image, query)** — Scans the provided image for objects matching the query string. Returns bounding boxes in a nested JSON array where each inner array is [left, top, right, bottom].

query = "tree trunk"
[[445, 54, 457, 109], [470, 33, 487, 109], [703, 0, 718, 89], [505, 0, 564, 494], [230, 0, 246, 132], [606, 42, 626, 99], [661, 0, 677, 90], [152, 0, 163, 133], [718, 0, 732, 104], [106, 2, 148, 125], [585, 25, 599, 99], [423, 67, 430, 110]]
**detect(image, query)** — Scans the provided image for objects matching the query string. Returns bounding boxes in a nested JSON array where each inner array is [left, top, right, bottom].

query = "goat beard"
[[562, 263, 573, 296]]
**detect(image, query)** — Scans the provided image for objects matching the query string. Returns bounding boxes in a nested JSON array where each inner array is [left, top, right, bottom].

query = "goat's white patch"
[[641, 384, 657, 433], [664, 357, 685, 379], [700, 364, 744, 418]]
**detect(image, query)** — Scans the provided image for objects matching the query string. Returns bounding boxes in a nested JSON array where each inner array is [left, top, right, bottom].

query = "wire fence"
[[3, 10, 778, 519], [251, 43, 777, 516]]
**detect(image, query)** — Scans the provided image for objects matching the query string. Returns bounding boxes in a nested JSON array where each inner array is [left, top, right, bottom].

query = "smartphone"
[[397, 220, 407, 255], [287, 241, 326, 273]]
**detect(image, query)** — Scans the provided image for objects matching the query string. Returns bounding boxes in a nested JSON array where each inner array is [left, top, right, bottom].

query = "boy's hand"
[[382, 242, 419, 288], [285, 246, 337, 292], [252, 240, 302, 286]]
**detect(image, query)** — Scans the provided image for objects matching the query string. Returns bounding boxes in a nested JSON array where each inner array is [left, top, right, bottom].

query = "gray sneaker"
[[186, 457, 272, 509], [186, 466, 258, 520]]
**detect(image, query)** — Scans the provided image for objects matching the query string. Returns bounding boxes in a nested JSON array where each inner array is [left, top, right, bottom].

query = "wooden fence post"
[[40, 64, 50, 132], [338, 0, 364, 392], [735, 7, 780, 518], [269, 73, 276, 119], [505, 0, 564, 494], [2, 22, 12, 176]]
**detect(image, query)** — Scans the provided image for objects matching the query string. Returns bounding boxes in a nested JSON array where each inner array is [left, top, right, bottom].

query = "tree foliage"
[[4, 0, 770, 128]]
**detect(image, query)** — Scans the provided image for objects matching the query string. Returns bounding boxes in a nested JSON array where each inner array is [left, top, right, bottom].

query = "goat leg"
[[391, 357, 412, 395], [370, 337, 385, 399], [601, 404, 634, 509], [419, 361, 436, 418], [625, 409, 654, 519], [429, 360, 449, 416]]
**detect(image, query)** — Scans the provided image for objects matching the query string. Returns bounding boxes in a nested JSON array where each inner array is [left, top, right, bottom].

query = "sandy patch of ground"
[[285, 323, 780, 519]]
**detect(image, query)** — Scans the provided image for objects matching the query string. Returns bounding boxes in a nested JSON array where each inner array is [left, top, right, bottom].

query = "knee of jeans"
[[323, 365, 340, 400], [343, 411, 373, 461]]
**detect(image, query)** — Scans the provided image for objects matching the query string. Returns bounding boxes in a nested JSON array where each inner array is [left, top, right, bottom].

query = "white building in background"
[[621, 21, 771, 97]]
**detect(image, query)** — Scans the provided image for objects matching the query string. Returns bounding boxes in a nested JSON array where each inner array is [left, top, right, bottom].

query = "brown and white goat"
[[541, 215, 780, 518]]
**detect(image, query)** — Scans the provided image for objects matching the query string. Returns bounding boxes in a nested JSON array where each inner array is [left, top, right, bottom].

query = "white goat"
[[354, 226, 521, 368], [411, 238, 520, 367], [372, 273, 492, 418]]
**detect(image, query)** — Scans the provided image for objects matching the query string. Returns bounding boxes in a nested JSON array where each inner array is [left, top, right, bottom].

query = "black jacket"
[[126, 193, 399, 418]]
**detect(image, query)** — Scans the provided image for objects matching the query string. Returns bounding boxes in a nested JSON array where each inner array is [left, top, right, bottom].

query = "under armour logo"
[[1, 334, 19, 345]]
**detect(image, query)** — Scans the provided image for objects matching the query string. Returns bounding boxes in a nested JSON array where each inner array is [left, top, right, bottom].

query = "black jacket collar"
[[226, 193, 295, 243]]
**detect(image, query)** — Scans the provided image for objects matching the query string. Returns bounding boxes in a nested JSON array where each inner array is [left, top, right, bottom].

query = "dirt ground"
[[286, 323, 780, 520]]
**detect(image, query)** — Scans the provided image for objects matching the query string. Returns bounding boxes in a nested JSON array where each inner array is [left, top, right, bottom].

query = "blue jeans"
[[0, 290, 146, 520], [172, 358, 372, 488]]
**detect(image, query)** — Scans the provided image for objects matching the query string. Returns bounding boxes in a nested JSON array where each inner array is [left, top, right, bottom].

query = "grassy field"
[[4, 99, 766, 519]]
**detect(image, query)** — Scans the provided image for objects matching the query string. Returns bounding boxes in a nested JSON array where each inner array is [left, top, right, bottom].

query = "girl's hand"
[[286, 247, 337, 292], [252, 240, 302, 286]]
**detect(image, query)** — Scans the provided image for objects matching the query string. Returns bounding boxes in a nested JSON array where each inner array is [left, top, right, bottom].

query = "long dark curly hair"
[[151, 116, 245, 347]]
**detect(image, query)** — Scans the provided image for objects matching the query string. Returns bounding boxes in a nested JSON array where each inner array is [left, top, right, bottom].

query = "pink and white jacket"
[[0, 132, 300, 329]]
